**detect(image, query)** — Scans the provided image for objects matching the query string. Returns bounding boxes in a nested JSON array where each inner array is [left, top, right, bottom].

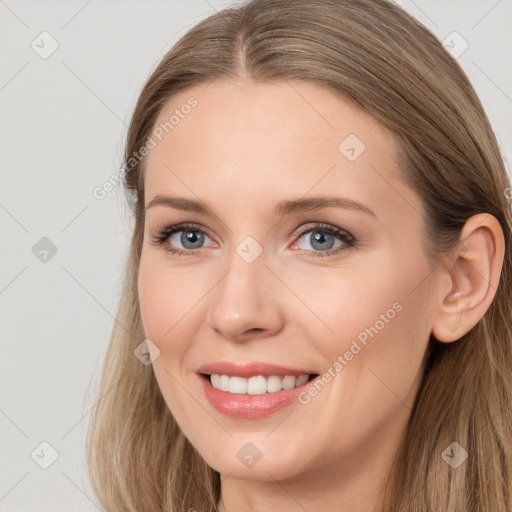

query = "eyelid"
[[289, 222, 354, 241]]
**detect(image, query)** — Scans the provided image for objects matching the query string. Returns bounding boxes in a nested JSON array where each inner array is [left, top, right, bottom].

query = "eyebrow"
[[145, 195, 377, 219]]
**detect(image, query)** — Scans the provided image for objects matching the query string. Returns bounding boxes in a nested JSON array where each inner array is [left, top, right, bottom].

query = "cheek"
[[288, 262, 433, 460], [329, 263, 434, 409], [138, 264, 166, 341], [137, 258, 193, 354], [287, 262, 409, 343], [137, 260, 196, 415], [292, 255, 433, 382]]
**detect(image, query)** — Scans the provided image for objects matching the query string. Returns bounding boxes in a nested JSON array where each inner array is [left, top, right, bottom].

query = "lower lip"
[[199, 374, 318, 419]]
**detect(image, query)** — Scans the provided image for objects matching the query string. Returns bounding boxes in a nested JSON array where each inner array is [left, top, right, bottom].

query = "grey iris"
[[182, 231, 204, 249], [310, 231, 335, 250]]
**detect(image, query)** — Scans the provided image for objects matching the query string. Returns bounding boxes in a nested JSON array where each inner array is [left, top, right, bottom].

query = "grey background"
[[1, 0, 511, 510]]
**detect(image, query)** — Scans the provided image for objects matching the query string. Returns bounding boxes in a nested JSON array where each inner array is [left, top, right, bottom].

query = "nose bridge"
[[207, 237, 283, 340]]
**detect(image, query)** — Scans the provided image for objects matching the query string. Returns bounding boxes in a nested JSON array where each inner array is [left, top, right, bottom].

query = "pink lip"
[[198, 373, 319, 419], [196, 361, 316, 378]]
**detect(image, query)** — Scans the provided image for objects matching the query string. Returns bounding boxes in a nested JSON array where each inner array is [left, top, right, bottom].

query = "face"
[[138, 79, 439, 483]]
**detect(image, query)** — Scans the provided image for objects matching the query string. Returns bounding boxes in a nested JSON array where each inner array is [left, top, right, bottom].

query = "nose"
[[207, 245, 284, 342]]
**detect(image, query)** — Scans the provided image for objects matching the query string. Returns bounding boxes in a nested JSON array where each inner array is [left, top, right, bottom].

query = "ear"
[[431, 213, 505, 343]]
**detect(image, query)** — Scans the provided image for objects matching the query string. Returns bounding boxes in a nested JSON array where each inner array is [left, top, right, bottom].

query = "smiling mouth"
[[200, 373, 319, 395]]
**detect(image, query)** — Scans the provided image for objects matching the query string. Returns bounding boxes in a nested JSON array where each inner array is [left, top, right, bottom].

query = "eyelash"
[[149, 222, 358, 258]]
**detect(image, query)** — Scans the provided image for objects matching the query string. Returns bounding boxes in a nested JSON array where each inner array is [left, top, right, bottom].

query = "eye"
[[290, 223, 356, 258], [149, 223, 215, 255]]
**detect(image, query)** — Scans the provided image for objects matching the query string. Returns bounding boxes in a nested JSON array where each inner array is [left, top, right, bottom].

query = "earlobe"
[[431, 214, 505, 343]]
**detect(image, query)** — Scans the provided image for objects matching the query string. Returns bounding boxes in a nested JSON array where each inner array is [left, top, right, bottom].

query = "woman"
[[87, 0, 512, 510]]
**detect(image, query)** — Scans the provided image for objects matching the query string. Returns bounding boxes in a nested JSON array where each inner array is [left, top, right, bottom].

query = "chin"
[[200, 443, 306, 481]]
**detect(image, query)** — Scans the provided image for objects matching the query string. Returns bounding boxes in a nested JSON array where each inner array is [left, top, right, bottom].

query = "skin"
[[137, 79, 504, 512]]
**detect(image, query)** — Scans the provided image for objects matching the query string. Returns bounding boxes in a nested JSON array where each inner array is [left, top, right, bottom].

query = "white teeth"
[[211, 374, 221, 388], [229, 376, 247, 394], [247, 376, 267, 395], [219, 374, 230, 391], [209, 374, 312, 395], [282, 375, 296, 390], [295, 374, 309, 387], [266, 375, 282, 393]]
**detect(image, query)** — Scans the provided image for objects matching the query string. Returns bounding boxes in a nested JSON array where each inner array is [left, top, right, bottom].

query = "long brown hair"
[[86, 0, 512, 510]]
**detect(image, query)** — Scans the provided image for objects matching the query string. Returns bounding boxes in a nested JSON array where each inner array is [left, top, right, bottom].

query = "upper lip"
[[196, 361, 318, 378]]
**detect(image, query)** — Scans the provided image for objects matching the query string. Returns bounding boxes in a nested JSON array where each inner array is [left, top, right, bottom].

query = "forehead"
[[143, 79, 417, 222]]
